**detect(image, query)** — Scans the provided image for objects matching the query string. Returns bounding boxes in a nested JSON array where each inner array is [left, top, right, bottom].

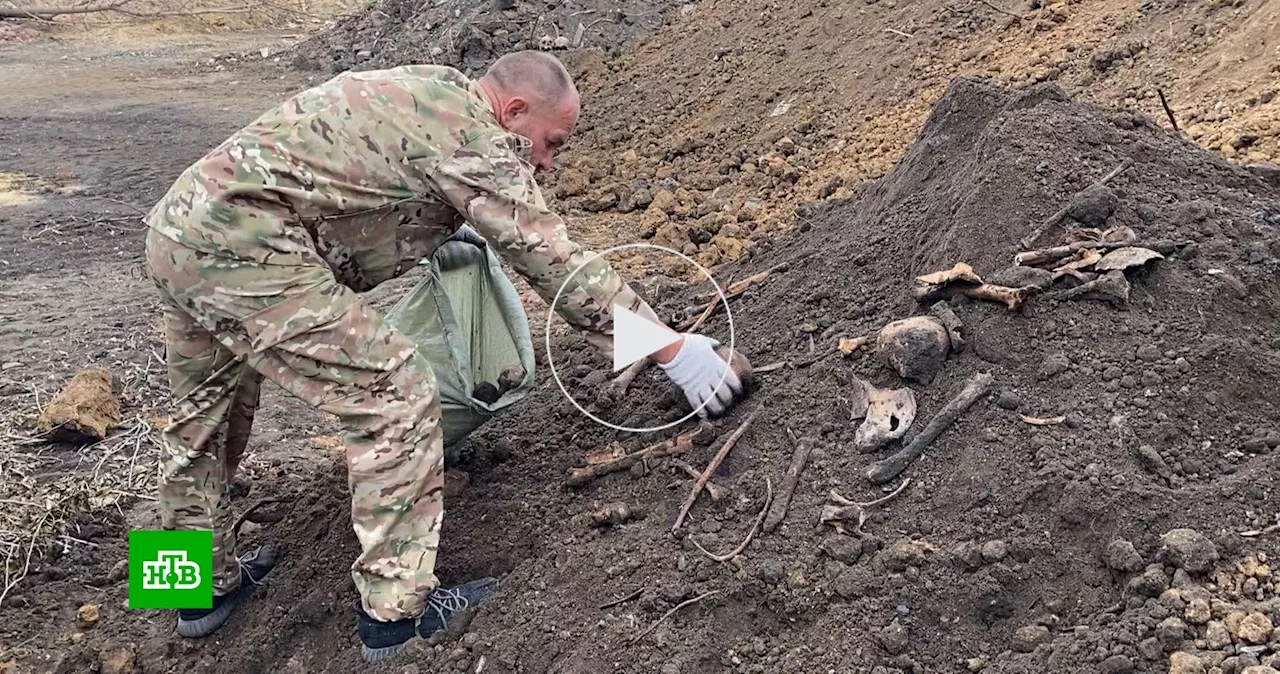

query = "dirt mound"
[[290, 0, 680, 75], [11, 76, 1280, 674]]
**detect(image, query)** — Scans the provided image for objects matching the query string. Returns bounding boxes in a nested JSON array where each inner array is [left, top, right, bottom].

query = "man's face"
[[499, 95, 579, 172]]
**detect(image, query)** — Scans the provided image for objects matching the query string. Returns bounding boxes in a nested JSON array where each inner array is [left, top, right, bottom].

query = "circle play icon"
[[545, 243, 737, 433]]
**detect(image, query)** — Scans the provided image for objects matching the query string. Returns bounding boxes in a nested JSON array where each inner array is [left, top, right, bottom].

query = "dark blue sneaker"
[[357, 577, 497, 662], [176, 546, 277, 638]]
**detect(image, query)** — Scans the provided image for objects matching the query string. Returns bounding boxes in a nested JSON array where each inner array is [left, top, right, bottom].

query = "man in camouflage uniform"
[[144, 51, 746, 661]]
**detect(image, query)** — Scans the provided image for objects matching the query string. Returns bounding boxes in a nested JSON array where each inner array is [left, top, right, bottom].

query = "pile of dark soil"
[[11, 78, 1280, 674], [290, 0, 679, 75]]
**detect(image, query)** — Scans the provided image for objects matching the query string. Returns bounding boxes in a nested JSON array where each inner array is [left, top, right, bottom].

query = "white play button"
[[612, 304, 682, 372]]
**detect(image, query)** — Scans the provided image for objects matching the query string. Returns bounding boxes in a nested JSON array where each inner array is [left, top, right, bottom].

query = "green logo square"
[[128, 530, 213, 609]]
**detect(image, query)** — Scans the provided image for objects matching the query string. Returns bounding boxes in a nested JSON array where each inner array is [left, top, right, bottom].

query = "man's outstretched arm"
[[428, 133, 744, 417]]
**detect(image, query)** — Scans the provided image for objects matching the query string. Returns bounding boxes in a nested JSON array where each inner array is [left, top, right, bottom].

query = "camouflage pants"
[[145, 228, 445, 622]]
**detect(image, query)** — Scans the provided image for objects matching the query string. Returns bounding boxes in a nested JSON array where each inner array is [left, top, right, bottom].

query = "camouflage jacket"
[[145, 64, 655, 355]]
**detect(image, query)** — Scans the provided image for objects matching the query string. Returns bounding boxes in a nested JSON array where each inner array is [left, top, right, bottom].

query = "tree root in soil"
[[629, 590, 720, 644], [670, 458, 727, 501], [690, 477, 771, 562], [865, 372, 994, 484], [672, 409, 759, 533]]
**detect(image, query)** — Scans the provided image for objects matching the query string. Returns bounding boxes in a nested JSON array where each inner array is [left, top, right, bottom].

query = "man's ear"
[[503, 97, 529, 123]]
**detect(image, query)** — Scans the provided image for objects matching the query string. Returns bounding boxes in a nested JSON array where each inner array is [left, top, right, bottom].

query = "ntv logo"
[[143, 550, 202, 590]]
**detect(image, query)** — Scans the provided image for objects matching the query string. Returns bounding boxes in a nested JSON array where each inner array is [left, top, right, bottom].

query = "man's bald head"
[[477, 51, 580, 172], [483, 51, 578, 104]]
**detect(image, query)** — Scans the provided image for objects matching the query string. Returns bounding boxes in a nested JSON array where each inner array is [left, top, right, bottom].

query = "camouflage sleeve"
[[427, 132, 659, 357]]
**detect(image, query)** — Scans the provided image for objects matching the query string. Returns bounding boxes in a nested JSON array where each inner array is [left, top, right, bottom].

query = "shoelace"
[[423, 587, 471, 630], [236, 547, 269, 586]]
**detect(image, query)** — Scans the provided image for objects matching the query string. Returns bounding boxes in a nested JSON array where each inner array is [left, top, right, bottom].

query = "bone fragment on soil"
[[566, 424, 713, 487], [866, 372, 994, 484], [928, 302, 965, 351], [963, 283, 1039, 309], [876, 316, 950, 384], [820, 479, 912, 536], [763, 430, 815, 533], [838, 335, 869, 356], [849, 377, 916, 451], [1049, 269, 1131, 307], [590, 502, 646, 527], [1093, 246, 1165, 272], [915, 263, 1038, 309], [1015, 239, 1181, 267], [36, 367, 120, 443]]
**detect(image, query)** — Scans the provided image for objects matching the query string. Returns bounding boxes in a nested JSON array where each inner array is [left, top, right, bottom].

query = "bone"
[[819, 479, 912, 536], [763, 430, 816, 534], [850, 377, 916, 452], [963, 283, 1039, 310], [928, 302, 965, 351], [866, 373, 994, 484], [1049, 269, 1131, 307]]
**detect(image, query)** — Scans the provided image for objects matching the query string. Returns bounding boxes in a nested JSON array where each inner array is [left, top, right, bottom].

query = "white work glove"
[[659, 334, 744, 418]]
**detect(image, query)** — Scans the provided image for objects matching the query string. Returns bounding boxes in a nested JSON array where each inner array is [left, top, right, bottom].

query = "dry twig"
[[670, 458, 726, 501], [672, 409, 759, 533], [599, 588, 644, 609], [629, 591, 720, 644]]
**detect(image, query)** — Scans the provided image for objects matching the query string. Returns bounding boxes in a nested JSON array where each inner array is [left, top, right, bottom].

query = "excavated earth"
[[8, 72, 1280, 674]]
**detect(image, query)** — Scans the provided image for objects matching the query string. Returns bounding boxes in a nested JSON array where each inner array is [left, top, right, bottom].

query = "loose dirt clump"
[[36, 367, 121, 443], [9, 74, 1279, 674], [291, 0, 681, 75]]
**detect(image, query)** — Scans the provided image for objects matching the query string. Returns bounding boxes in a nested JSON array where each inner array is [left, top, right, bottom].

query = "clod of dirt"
[[877, 620, 909, 655], [1098, 654, 1134, 674], [35, 367, 120, 443], [98, 646, 135, 674], [1128, 564, 1171, 597], [75, 604, 100, 629], [876, 317, 950, 384], [819, 536, 863, 564], [988, 265, 1055, 291], [1134, 445, 1173, 481], [1011, 624, 1050, 653], [1066, 185, 1119, 227], [1157, 616, 1189, 648], [1168, 651, 1206, 674], [1158, 528, 1220, 574], [1094, 246, 1165, 272], [995, 390, 1021, 411], [1247, 163, 1280, 187], [880, 538, 938, 572], [928, 302, 965, 351], [106, 560, 128, 584], [1104, 539, 1144, 572], [1237, 612, 1274, 644], [980, 540, 1008, 563]]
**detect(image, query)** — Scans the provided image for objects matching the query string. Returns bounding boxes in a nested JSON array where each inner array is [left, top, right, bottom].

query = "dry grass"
[[11, 0, 365, 37], [0, 316, 169, 607]]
